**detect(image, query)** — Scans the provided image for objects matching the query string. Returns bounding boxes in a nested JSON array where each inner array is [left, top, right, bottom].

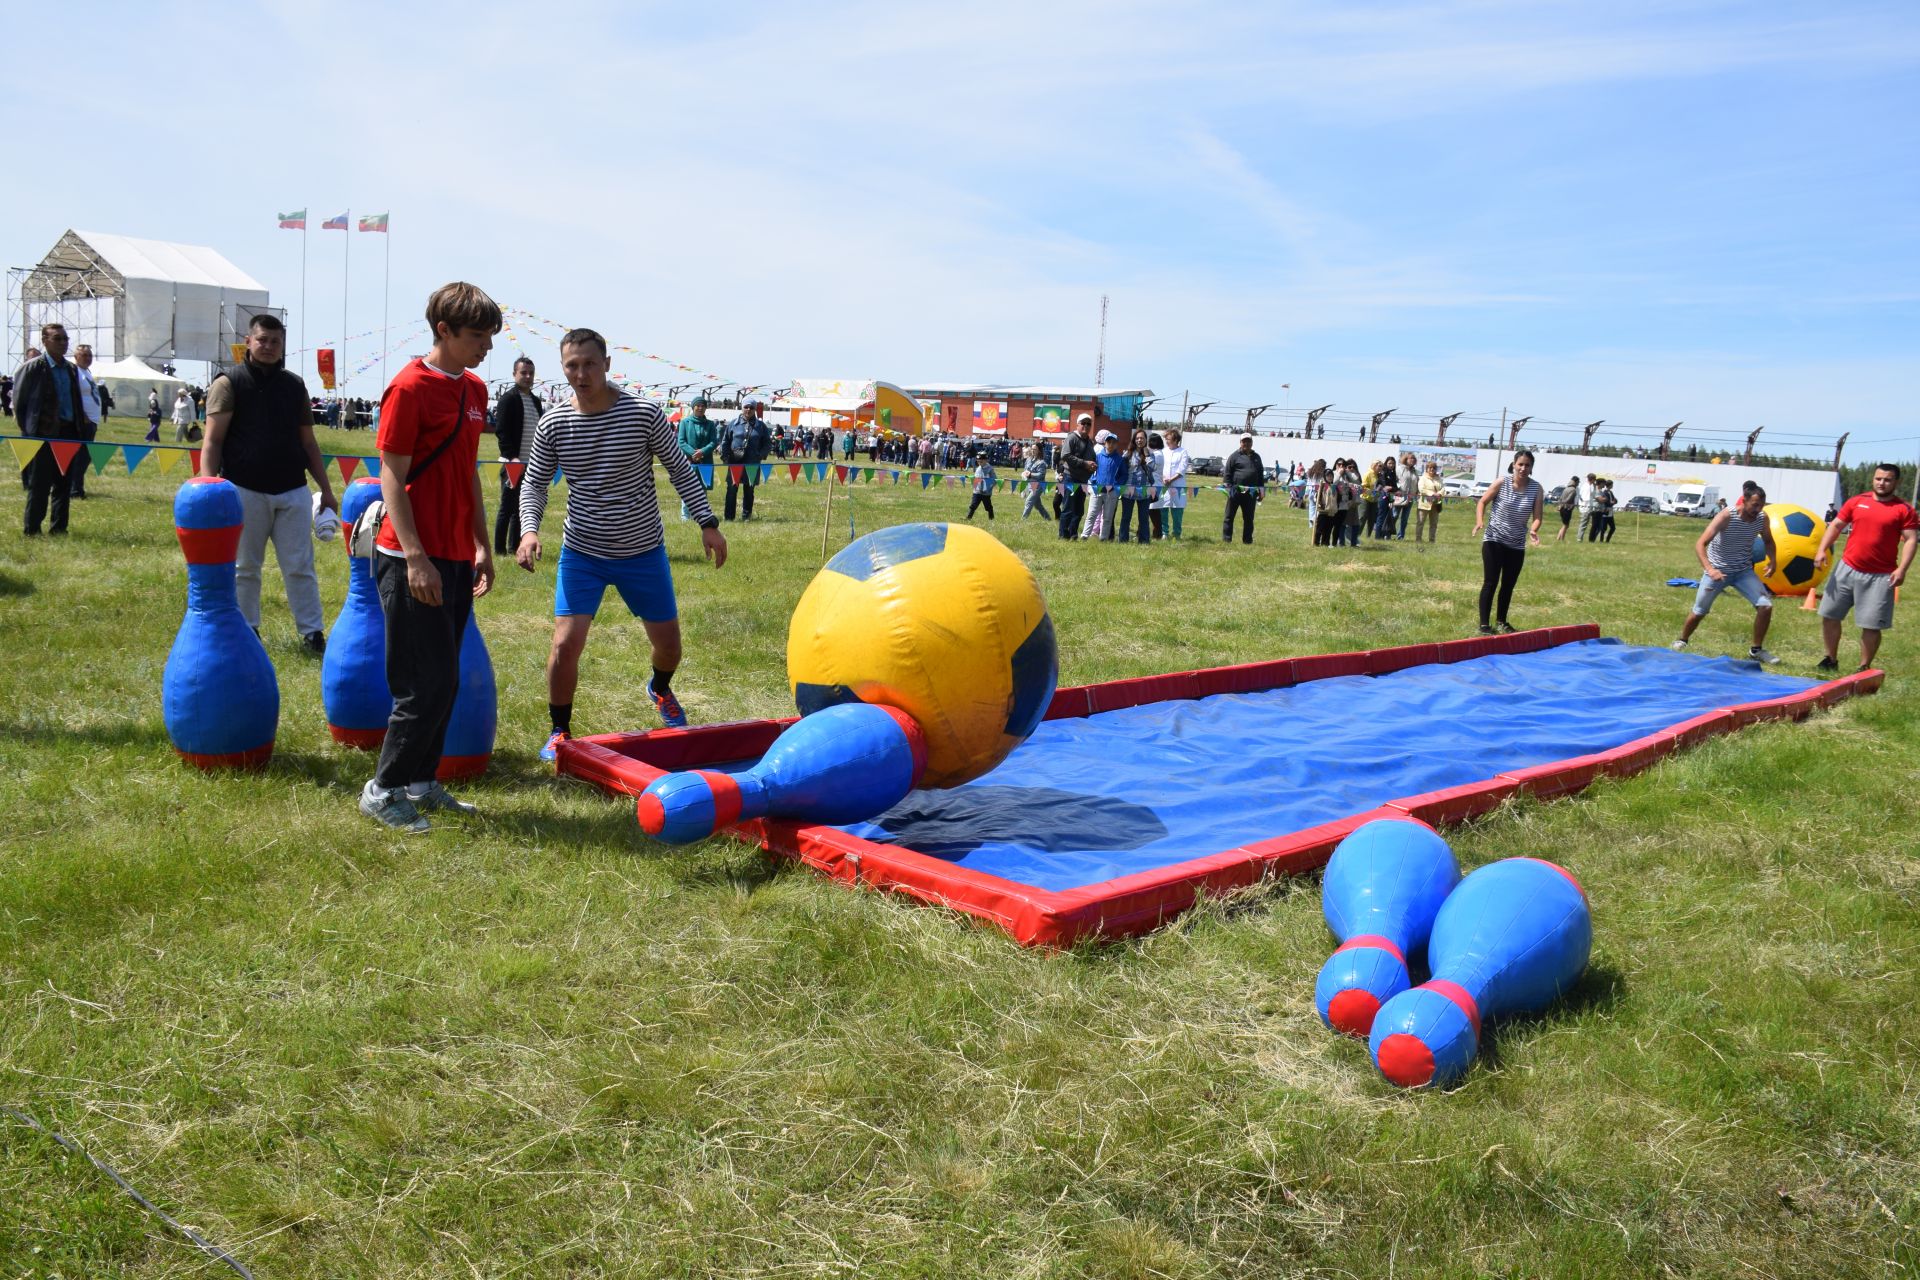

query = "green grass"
[[2, 417, 1916, 1278]]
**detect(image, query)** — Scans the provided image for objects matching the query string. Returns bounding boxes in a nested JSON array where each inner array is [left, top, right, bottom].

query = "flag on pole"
[[358, 213, 389, 233], [277, 209, 307, 229], [322, 213, 349, 230]]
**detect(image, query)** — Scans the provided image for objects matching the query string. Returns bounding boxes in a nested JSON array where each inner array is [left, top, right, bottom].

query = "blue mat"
[[839, 639, 1813, 893]]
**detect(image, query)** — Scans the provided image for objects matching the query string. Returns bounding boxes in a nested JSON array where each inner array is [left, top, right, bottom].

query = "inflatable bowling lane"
[[163, 477, 279, 769], [1315, 818, 1461, 1037], [1368, 857, 1592, 1089]]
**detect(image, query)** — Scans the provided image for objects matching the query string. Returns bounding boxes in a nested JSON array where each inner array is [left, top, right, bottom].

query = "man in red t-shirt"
[[358, 281, 500, 833], [1813, 464, 1918, 673]]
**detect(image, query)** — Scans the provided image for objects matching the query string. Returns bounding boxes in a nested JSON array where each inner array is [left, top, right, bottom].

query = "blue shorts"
[[1691, 568, 1771, 616], [554, 544, 677, 622]]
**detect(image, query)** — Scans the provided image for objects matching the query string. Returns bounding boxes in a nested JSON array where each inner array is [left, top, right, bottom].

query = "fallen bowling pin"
[[1315, 817, 1460, 1037], [1368, 857, 1591, 1089], [638, 702, 927, 844]]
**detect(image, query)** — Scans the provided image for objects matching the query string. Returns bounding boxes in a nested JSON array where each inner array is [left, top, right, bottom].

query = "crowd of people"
[[11, 283, 1917, 839]]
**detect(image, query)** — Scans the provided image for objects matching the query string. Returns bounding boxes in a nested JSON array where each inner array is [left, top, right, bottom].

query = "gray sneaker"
[[410, 781, 478, 815], [360, 785, 429, 833]]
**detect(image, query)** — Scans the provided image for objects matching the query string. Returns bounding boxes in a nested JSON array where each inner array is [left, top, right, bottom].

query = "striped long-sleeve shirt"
[[519, 393, 717, 558]]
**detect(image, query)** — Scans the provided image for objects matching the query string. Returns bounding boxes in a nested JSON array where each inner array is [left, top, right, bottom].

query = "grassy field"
[[2, 418, 1916, 1278]]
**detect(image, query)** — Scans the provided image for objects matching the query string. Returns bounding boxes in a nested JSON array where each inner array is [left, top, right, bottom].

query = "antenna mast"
[[1095, 293, 1108, 387]]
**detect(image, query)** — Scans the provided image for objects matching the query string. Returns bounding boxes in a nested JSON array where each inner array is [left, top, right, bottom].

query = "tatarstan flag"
[[358, 213, 389, 233], [277, 209, 307, 229]]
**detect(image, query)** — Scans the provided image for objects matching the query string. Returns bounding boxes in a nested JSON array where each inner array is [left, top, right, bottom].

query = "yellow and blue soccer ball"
[[1754, 503, 1830, 597], [788, 523, 1057, 788]]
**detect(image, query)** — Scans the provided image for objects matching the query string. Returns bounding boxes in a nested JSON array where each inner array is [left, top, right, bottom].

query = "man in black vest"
[[492, 356, 542, 553], [203, 313, 337, 654], [14, 323, 85, 536]]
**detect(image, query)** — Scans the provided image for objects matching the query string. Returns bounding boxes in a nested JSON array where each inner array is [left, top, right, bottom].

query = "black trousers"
[[724, 478, 756, 520], [494, 476, 521, 554], [373, 554, 473, 790], [966, 492, 994, 520], [1479, 541, 1527, 626], [22, 431, 77, 534], [1058, 486, 1086, 539], [1223, 491, 1257, 543]]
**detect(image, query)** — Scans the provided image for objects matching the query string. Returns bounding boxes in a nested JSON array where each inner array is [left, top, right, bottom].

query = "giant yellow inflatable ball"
[[788, 523, 1057, 788], [1753, 503, 1831, 597]]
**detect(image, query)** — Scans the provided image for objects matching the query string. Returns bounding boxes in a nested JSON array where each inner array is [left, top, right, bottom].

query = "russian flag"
[[321, 212, 349, 230]]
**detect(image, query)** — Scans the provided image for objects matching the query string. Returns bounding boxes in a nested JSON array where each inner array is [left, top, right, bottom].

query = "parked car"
[[1622, 496, 1660, 514]]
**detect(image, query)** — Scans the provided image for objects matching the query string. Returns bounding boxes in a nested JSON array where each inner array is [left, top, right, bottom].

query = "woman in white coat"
[[1155, 426, 1192, 540]]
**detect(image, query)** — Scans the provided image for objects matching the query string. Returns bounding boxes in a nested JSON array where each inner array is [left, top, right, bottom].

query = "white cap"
[[312, 492, 340, 542]]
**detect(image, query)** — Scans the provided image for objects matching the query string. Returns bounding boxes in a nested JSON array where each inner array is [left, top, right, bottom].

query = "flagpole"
[[381, 217, 390, 392], [341, 208, 350, 402]]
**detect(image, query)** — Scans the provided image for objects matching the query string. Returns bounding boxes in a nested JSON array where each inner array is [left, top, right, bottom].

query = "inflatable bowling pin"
[[438, 610, 497, 780], [638, 702, 926, 843], [322, 477, 389, 747], [1368, 858, 1591, 1089], [163, 478, 279, 769], [1315, 818, 1461, 1036]]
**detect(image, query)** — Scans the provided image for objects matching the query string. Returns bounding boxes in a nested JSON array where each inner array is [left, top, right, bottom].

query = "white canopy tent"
[[10, 230, 275, 370]]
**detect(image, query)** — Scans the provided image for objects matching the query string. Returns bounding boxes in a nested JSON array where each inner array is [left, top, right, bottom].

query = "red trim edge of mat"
[[555, 626, 1881, 947]]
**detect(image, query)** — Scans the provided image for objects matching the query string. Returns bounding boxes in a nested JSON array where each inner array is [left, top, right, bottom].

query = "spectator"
[[203, 313, 337, 653], [1221, 431, 1263, 545], [1157, 427, 1191, 540], [1472, 449, 1545, 634]]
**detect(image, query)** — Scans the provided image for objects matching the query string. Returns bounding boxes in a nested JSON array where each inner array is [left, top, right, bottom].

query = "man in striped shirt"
[[516, 328, 727, 760], [1671, 481, 1779, 663]]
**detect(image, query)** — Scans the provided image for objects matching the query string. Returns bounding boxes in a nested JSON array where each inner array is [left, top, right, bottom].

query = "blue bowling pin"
[[163, 478, 279, 769], [1315, 818, 1460, 1037], [438, 610, 497, 780], [322, 477, 389, 748], [1368, 858, 1592, 1089], [638, 702, 927, 843]]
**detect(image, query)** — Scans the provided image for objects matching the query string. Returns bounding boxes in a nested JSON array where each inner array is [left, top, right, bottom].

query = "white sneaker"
[[1669, 639, 1689, 651], [1748, 646, 1777, 664]]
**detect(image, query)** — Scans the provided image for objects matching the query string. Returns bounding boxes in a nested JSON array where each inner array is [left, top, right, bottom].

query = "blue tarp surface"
[[838, 639, 1814, 893]]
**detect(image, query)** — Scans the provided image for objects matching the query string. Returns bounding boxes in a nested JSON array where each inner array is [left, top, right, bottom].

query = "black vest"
[[218, 360, 312, 494]]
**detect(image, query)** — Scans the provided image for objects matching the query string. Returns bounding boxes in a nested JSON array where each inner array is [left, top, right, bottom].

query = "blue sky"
[[6, 1, 1916, 458]]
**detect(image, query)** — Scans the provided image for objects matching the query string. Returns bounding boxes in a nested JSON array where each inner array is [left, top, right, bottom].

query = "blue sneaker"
[[540, 730, 570, 762], [647, 679, 688, 729]]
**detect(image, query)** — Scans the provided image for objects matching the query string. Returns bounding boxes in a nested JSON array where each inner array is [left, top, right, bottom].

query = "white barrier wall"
[[1174, 430, 1842, 512]]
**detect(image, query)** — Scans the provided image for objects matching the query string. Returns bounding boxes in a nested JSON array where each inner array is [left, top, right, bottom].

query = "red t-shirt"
[[1835, 492, 1919, 575], [375, 358, 486, 560]]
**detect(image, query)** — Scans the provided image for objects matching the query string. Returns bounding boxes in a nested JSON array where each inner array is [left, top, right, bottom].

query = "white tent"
[[93, 354, 187, 417], [15, 230, 273, 367]]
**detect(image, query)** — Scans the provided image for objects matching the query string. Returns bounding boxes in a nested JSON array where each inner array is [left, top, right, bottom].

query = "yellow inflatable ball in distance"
[[1753, 503, 1831, 597], [788, 522, 1057, 789]]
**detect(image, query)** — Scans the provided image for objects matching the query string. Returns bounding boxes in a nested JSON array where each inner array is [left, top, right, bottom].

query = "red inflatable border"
[[555, 626, 1882, 947]]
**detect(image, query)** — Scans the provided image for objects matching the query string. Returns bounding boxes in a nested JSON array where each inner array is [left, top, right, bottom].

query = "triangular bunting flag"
[[507, 461, 528, 486], [189, 448, 203, 476], [7, 438, 41, 471], [155, 447, 183, 475], [48, 441, 83, 475], [121, 444, 151, 474], [337, 455, 360, 483], [921, 471, 933, 489], [87, 442, 116, 474], [788, 463, 801, 482]]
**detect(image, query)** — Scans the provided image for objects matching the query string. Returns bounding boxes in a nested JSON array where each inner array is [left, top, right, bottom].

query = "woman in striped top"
[[1471, 450, 1545, 634], [516, 328, 726, 757]]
